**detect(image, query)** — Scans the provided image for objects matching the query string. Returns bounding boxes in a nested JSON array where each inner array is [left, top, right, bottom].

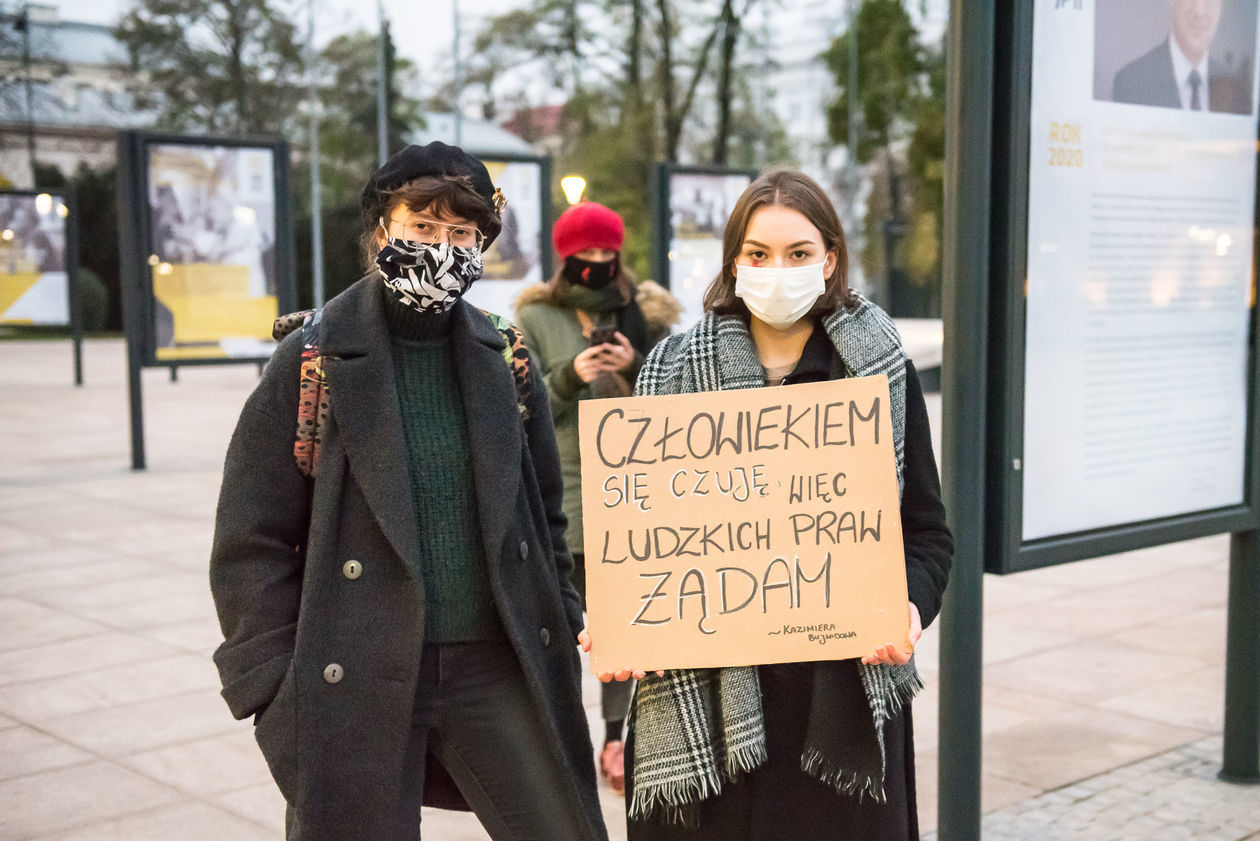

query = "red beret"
[[552, 201, 625, 258]]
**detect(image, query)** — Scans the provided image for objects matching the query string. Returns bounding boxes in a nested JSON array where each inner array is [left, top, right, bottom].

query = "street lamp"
[[561, 175, 587, 206]]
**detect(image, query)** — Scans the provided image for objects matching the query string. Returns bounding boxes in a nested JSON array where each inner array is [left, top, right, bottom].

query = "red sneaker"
[[600, 740, 626, 794]]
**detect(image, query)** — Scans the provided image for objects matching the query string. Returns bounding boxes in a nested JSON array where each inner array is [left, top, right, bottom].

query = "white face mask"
[[734, 261, 827, 329]]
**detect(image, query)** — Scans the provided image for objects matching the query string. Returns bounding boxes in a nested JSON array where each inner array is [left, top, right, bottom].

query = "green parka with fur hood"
[[515, 279, 681, 553]]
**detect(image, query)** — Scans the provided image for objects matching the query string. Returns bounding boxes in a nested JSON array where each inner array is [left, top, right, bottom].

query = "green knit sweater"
[[387, 301, 503, 643]]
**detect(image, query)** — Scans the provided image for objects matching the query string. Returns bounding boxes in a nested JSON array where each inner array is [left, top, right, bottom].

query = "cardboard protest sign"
[[578, 375, 908, 673]]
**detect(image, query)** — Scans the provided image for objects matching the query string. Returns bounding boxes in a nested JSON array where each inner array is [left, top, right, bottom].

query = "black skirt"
[[625, 662, 918, 841]]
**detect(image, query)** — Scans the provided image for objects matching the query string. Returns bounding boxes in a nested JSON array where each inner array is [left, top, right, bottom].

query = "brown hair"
[[359, 174, 495, 271], [702, 166, 856, 318]]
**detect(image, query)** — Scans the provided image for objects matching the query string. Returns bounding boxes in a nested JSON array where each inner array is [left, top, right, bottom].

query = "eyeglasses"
[[407, 217, 484, 250]]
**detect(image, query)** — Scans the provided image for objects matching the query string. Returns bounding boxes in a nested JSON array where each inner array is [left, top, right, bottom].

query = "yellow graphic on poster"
[[147, 145, 279, 360], [1, 192, 69, 325]]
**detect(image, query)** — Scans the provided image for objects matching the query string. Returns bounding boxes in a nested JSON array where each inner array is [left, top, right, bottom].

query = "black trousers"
[[396, 639, 590, 841]]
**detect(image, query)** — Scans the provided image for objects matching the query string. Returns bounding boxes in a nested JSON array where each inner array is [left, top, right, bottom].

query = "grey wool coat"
[[209, 277, 606, 841]]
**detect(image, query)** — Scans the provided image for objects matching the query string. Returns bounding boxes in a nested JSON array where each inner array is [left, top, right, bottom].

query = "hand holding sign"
[[578, 375, 910, 674], [861, 602, 921, 666], [578, 627, 665, 681]]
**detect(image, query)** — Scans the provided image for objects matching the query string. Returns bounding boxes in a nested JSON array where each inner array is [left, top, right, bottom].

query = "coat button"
[[342, 560, 362, 580], [539, 627, 550, 647], [519, 540, 529, 560], [323, 663, 344, 684]]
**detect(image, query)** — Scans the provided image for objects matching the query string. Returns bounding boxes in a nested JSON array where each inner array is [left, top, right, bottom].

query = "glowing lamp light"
[[1, 229, 13, 241], [56, 202, 68, 218], [561, 175, 587, 206], [34, 193, 53, 215]]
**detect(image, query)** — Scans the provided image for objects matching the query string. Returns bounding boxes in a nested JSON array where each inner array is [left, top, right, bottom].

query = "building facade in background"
[[0, 2, 153, 186]]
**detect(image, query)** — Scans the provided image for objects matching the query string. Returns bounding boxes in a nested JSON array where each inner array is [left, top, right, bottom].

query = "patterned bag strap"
[[287, 309, 327, 477], [478, 309, 533, 421]]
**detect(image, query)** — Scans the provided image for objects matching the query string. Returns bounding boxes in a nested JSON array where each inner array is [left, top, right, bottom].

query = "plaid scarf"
[[628, 295, 922, 824]]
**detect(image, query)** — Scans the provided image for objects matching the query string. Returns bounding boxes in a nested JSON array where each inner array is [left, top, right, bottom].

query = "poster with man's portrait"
[[1094, 0, 1258, 115], [1017, 1, 1260, 543], [146, 143, 280, 360], [0, 191, 69, 325]]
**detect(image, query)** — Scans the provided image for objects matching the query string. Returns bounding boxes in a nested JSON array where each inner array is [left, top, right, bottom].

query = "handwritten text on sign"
[[578, 375, 908, 673]]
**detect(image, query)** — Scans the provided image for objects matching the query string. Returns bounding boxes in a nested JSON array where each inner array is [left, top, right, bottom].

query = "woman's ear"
[[824, 249, 838, 281], [374, 216, 389, 250]]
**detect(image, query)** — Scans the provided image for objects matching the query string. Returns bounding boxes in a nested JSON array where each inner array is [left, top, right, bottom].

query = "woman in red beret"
[[514, 200, 680, 793]]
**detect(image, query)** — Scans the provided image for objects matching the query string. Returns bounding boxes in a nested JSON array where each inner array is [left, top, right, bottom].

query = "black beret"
[[361, 141, 503, 247]]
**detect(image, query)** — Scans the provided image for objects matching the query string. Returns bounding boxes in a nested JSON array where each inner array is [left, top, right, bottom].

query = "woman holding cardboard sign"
[[596, 167, 953, 840]]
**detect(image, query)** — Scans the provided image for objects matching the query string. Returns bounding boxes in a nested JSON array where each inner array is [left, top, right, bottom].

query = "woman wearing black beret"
[[209, 142, 609, 841]]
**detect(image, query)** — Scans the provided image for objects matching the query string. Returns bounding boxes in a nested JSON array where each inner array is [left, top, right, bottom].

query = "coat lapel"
[[320, 279, 420, 571], [450, 301, 522, 569]]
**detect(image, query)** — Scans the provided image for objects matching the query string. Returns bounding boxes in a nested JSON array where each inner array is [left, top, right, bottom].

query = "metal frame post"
[[63, 189, 83, 386], [1222, 529, 1260, 782], [376, 0, 388, 165], [308, 0, 325, 307], [652, 162, 670, 291], [539, 155, 554, 281], [116, 132, 147, 470], [937, 1, 995, 839]]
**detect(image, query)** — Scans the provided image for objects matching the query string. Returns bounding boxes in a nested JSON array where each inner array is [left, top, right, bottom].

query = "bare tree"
[[115, 0, 304, 137]]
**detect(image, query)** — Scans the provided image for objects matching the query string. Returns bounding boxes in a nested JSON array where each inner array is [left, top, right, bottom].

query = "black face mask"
[[563, 255, 618, 289]]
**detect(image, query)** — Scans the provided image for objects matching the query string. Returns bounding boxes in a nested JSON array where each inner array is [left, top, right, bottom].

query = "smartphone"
[[588, 326, 619, 346]]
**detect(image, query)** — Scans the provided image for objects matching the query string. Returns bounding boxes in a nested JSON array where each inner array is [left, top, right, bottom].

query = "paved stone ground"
[[925, 738, 1260, 841], [1, 337, 1257, 840]]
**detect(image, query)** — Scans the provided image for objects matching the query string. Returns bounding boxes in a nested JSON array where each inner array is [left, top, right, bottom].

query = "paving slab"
[[0, 598, 112, 653], [33, 688, 236, 758], [0, 725, 94, 781], [0, 631, 177, 686], [26, 802, 275, 841], [119, 729, 275, 797], [0, 760, 179, 839]]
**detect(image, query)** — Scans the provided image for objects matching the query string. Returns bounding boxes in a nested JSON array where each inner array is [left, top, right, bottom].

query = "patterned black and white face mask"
[[376, 229, 484, 314]]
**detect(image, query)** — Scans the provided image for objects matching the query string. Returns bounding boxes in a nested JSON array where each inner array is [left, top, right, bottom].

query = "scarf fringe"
[[888, 667, 925, 717], [800, 749, 888, 804], [629, 738, 769, 824], [627, 768, 722, 822], [723, 739, 769, 782]]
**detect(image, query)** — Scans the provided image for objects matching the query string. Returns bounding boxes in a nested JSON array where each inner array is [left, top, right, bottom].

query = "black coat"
[[210, 278, 606, 841]]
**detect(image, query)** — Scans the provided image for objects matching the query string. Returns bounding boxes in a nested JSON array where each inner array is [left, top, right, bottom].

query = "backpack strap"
[[273, 309, 328, 478], [479, 309, 533, 421], [272, 307, 531, 478]]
